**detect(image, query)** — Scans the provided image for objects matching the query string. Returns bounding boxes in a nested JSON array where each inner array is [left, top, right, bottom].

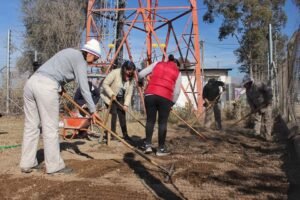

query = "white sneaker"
[[143, 144, 152, 154], [156, 148, 171, 156]]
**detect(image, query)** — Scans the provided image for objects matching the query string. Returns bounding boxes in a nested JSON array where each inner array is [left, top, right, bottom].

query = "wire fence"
[[278, 30, 300, 122], [0, 69, 27, 115]]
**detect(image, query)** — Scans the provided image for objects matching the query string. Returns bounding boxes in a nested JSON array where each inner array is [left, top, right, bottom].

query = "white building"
[[176, 67, 232, 108]]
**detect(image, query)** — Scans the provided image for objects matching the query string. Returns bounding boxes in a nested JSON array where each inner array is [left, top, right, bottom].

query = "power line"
[[204, 41, 239, 46]]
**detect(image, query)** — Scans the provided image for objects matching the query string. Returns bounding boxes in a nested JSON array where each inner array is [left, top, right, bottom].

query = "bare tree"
[[17, 0, 88, 73]]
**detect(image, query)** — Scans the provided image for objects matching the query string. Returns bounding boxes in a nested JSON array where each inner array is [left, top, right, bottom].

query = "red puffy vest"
[[145, 61, 179, 101]]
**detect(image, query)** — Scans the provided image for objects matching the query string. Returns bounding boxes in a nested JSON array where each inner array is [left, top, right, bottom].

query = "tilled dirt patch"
[[0, 117, 297, 199], [0, 174, 152, 200]]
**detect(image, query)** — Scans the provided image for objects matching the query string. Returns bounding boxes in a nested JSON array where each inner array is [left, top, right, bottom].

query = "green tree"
[[293, 0, 300, 9], [203, 0, 287, 78]]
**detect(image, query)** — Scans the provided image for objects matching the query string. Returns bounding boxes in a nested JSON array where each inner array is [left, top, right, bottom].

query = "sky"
[[0, 0, 299, 80]]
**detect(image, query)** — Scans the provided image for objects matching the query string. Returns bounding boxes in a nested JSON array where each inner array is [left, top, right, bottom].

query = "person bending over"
[[20, 39, 101, 174], [138, 54, 182, 156], [100, 61, 136, 141]]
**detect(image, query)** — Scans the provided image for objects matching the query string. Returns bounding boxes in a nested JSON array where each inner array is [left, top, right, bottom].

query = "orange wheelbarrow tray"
[[63, 117, 91, 129], [61, 117, 102, 141]]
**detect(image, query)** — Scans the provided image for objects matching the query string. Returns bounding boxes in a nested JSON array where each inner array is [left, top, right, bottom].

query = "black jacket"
[[74, 82, 100, 106], [203, 79, 225, 101]]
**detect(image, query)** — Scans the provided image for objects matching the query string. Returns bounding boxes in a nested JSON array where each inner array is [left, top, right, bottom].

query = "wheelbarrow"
[[61, 116, 103, 142]]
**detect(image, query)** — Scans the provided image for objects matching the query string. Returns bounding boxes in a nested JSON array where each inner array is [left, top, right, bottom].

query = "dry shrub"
[[223, 102, 235, 120], [168, 102, 197, 124], [126, 109, 145, 122], [0, 73, 28, 115]]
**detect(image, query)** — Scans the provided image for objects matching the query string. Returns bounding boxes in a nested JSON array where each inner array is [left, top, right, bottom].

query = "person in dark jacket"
[[138, 54, 182, 156], [33, 61, 41, 72], [202, 78, 225, 130], [74, 81, 100, 116], [242, 75, 273, 141]]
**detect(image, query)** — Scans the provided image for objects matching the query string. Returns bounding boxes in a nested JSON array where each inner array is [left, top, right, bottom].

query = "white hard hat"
[[242, 74, 253, 86], [81, 39, 101, 58]]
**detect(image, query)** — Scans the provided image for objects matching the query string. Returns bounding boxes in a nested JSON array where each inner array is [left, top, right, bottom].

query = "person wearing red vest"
[[138, 54, 182, 156]]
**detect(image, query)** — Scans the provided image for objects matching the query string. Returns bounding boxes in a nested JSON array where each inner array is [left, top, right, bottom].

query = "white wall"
[[175, 72, 198, 108], [175, 71, 232, 108]]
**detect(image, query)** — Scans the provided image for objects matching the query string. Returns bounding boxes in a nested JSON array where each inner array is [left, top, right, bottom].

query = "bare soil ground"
[[0, 115, 299, 200]]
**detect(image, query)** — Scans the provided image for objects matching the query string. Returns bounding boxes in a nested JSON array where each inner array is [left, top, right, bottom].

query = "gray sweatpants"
[[20, 74, 65, 173]]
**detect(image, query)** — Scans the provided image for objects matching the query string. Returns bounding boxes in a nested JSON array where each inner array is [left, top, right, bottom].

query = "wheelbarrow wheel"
[[88, 124, 103, 143]]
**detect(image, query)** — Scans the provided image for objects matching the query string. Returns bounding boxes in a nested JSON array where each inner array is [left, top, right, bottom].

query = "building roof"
[[203, 67, 232, 71], [179, 66, 232, 72]]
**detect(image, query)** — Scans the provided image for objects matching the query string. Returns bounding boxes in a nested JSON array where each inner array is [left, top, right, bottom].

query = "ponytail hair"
[[168, 54, 180, 67]]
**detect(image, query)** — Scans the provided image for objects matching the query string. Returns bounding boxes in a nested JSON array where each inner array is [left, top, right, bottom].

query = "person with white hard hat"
[[242, 74, 273, 141], [20, 39, 101, 174]]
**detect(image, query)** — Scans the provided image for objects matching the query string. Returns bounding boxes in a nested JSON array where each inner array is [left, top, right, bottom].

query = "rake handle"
[[190, 91, 224, 127], [113, 99, 146, 128], [61, 92, 171, 176], [104, 98, 114, 125], [171, 110, 207, 140], [229, 104, 267, 127]]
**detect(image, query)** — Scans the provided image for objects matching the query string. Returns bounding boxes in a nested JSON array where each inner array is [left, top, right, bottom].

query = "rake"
[[113, 99, 146, 128], [61, 92, 175, 179], [171, 109, 207, 140]]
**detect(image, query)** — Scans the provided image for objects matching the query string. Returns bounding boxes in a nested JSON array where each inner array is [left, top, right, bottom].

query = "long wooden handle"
[[171, 110, 207, 140], [190, 91, 224, 127], [114, 99, 146, 128], [104, 98, 114, 125], [61, 92, 171, 176], [95, 118, 170, 175], [229, 104, 266, 127]]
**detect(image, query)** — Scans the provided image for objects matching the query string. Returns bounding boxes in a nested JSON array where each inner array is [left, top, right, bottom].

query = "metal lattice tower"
[[86, 0, 203, 113]]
